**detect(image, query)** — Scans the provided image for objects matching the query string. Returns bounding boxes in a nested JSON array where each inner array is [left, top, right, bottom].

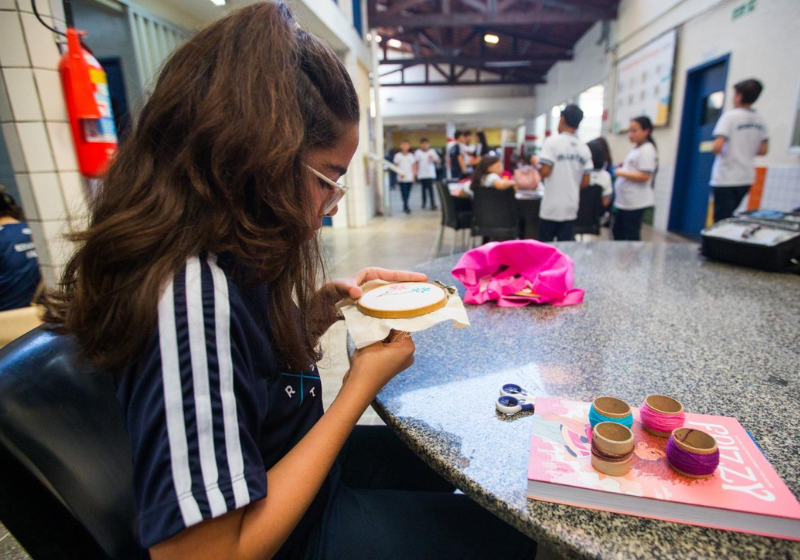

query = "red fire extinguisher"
[[58, 28, 118, 178]]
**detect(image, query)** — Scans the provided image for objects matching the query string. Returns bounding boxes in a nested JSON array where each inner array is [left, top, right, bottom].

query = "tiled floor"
[[0, 187, 685, 558]]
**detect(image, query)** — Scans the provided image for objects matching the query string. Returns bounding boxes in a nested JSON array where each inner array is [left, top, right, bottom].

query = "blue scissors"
[[496, 383, 535, 415]]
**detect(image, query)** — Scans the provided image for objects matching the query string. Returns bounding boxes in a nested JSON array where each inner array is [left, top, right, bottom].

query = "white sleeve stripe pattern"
[[158, 280, 203, 527], [207, 253, 251, 508], [185, 256, 229, 518]]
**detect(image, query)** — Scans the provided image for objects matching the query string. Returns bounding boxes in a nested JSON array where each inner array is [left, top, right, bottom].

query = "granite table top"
[[367, 241, 800, 560]]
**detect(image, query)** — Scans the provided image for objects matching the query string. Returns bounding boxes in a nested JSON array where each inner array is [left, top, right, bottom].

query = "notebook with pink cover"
[[527, 398, 800, 541]]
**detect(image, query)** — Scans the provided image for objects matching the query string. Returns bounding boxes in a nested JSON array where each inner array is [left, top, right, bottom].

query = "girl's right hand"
[[345, 330, 415, 399]]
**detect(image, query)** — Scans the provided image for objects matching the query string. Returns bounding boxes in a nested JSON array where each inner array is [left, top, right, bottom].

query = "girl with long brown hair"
[[45, 4, 536, 559]]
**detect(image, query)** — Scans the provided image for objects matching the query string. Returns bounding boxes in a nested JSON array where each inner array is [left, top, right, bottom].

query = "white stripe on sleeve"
[[185, 256, 228, 518], [158, 280, 203, 527], [207, 254, 251, 508]]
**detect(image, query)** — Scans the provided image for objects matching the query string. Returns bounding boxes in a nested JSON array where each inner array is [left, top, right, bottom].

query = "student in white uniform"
[[535, 104, 593, 242], [393, 140, 417, 214], [469, 156, 516, 192], [414, 138, 441, 210], [710, 79, 769, 222], [613, 116, 658, 241]]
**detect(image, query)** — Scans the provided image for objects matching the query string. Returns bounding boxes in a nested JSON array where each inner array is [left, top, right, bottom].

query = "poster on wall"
[[614, 29, 677, 133]]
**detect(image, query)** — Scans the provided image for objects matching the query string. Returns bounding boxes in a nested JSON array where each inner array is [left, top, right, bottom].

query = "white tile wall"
[[25, 219, 50, 264], [13, 172, 37, 219], [0, 0, 19, 11], [759, 166, 800, 212], [2, 67, 42, 121], [42, 218, 72, 267], [0, 70, 12, 122], [29, 171, 66, 220], [39, 263, 56, 286], [16, 0, 50, 16], [16, 120, 55, 171], [1, 121, 27, 170], [48, 0, 64, 24], [46, 120, 77, 171], [0, 11, 31, 67], [20, 12, 60, 70], [58, 171, 87, 220], [33, 68, 65, 121]]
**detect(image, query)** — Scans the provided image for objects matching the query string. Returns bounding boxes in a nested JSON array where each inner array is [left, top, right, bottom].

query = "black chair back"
[[436, 180, 459, 230], [472, 187, 520, 240], [574, 185, 604, 236], [0, 327, 146, 560]]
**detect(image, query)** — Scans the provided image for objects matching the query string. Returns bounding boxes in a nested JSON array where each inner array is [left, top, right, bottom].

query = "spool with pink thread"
[[666, 428, 720, 479], [640, 394, 685, 437]]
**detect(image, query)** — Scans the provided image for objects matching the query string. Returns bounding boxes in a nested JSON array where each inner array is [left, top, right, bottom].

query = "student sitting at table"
[[468, 157, 517, 194]]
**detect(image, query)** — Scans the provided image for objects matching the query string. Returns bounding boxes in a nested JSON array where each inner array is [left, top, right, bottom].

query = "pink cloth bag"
[[451, 240, 584, 307]]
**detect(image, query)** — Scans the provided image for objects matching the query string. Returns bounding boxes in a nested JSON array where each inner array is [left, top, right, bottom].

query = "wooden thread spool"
[[641, 394, 685, 437], [591, 422, 635, 477], [591, 396, 632, 426], [667, 428, 719, 479]]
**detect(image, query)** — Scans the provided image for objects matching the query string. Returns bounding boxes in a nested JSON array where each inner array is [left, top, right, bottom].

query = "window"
[[352, 0, 363, 36], [701, 91, 724, 126]]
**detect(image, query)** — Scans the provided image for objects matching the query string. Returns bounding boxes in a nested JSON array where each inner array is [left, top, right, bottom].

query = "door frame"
[[668, 53, 730, 234]]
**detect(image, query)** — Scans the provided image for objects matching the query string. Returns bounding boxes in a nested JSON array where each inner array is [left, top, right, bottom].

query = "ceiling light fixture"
[[484, 33, 500, 44], [387, 38, 403, 48], [210, 0, 225, 6]]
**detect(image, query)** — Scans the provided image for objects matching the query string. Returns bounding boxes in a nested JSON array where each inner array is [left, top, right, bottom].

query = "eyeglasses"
[[305, 164, 349, 216]]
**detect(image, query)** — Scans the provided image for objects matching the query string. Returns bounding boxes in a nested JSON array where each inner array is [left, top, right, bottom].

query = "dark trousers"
[[713, 185, 750, 223], [420, 178, 437, 208], [539, 219, 575, 242], [399, 182, 413, 211], [613, 208, 646, 241], [303, 426, 537, 560]]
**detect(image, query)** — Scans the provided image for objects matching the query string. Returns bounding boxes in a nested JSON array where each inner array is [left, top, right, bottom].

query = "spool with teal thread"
[[589, 396, 633, 430]]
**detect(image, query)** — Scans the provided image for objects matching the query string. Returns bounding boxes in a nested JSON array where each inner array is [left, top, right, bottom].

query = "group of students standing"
[[499, 77, 767, 243]]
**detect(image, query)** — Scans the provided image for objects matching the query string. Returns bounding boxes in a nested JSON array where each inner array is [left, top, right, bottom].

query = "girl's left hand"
[[328, 267, 427, 300], [312, 268, 428, 333]]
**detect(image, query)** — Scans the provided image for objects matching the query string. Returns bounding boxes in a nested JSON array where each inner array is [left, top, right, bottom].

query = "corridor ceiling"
[[370, 0, 619, 86]]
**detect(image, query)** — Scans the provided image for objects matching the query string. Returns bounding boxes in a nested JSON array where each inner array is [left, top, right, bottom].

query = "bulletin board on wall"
[[613, 29, 678, 133]]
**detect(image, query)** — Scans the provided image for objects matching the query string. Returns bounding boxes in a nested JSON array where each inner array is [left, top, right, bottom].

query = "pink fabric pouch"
[[451, 240, 585, 307]]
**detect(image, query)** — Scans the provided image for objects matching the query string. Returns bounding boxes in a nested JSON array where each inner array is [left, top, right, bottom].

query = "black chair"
[[0, 327, 146, 560], [574, 185, 604, 239], [471, 187, 520, 244], [435, 180, 473, 255]]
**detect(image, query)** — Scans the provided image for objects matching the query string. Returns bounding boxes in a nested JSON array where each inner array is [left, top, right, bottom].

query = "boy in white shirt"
[[534, 104, 593, 241], [414, 138, 441, 210], [710, 79, 769, 222], [393, 140, 417, 214]]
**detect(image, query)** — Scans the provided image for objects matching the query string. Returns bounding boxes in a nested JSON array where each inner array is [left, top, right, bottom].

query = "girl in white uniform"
[[613, 116, 658, 241]]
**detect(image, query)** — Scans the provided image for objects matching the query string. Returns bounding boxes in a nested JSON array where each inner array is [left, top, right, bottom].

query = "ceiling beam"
[[381, 77, 545, 86], [370, 9, 612, 27], [384, 0, 431, 15], [379, 54, 570, 66]]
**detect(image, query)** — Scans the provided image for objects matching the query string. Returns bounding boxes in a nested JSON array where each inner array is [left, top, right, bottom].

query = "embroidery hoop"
[[357, 281, 449, 319]]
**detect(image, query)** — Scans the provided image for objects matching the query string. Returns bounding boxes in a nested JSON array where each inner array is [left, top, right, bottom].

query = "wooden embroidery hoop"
[[357, 282, 449, 319]]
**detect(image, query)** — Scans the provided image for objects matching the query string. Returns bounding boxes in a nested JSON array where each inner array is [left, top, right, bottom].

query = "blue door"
[[669, 56, 729, 238]]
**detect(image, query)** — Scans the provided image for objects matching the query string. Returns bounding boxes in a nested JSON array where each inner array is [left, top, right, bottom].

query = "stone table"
[[368, 241, 800, 560]]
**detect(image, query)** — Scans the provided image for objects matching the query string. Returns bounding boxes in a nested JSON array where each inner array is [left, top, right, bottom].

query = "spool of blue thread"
[[589, 396, 633, 429]]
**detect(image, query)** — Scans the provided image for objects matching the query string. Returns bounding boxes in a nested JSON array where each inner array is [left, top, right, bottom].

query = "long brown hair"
[[45, 2, 359, 372], [470, 156, 501, 189]]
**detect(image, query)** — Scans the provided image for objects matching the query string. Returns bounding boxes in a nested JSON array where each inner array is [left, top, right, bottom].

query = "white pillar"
[[369, 32, 385, 216], [0, 0, 89, 287], [445, 121, 456, 179], [340, 49, 369, 228]]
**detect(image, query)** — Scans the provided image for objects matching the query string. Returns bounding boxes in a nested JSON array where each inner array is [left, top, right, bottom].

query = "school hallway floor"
[[0, 187, 686, 559]]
